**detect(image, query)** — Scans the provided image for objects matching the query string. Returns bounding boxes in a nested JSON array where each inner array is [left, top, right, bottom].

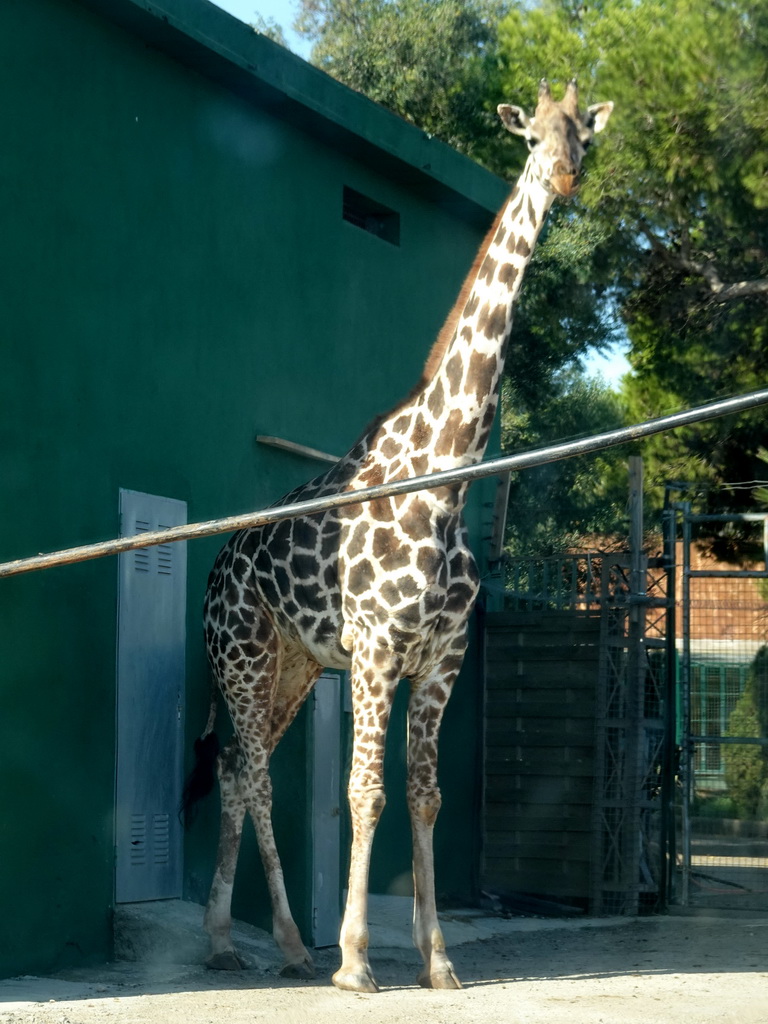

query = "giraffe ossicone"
[[185, 79, 613, 993]]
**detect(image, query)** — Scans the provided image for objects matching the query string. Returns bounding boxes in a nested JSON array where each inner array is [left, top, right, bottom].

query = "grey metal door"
[[115, 489, 187, 903], [311, 673, 342, 947]]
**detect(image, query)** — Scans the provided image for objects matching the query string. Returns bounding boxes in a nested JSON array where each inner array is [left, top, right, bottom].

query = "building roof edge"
[[78, 0, 509, 220]]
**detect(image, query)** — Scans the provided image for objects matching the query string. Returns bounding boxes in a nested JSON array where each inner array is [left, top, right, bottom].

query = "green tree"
[[723, 647, 768, 819], [296, 0, 622, 449], [295, 1, 631, 553], [294, 0, 768, 553], [501, 369, 628, 555], [250, 13, 289, 47], [495, 0, 768, 527], [295, 0, 510, 163]]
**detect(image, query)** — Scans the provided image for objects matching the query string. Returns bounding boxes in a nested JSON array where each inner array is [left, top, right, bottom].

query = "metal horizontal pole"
[[255, 434, 339, 465], [2, 385, 768, 581], [690, 736, 768, 747], [687, 570, 768, 579], [688, 513, 768, 523]]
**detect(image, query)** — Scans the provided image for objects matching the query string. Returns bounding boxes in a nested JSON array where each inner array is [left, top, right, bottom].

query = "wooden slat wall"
[[483, 610, 601, 900]]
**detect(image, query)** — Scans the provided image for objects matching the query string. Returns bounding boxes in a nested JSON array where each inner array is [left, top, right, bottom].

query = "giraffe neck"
[[379, 162, 554, 482]]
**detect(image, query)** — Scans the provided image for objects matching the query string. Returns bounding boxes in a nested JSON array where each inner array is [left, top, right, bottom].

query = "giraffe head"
[[497, 79, 613, 199]]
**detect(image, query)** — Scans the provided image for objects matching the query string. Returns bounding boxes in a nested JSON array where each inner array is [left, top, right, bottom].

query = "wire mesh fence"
[[679, 513, 768, 910], [502, 552, 627, 611]]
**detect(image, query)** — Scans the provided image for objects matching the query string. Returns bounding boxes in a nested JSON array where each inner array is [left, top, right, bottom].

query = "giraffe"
[[186, 79, 613, 993]]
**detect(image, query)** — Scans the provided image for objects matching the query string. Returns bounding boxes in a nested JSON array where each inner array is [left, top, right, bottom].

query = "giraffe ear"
[[498, 103, 531, 137], [584, 101, 614, 134]]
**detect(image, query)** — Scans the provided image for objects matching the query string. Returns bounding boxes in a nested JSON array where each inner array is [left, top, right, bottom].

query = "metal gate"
[[675, 507, 768, 910], [483, 544, 670, 915]]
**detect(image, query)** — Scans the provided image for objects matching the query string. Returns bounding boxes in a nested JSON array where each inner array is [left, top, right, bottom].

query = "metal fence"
[[503, 552, 617, 611], [677, 509, 768, 911], [490, 538, 669, 916]]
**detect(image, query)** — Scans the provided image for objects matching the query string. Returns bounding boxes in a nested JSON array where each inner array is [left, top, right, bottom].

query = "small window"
[[342, 186, 400, 245]]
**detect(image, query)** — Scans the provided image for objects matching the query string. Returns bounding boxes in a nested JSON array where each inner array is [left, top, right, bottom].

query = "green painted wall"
[[0, 0, 502, 976]]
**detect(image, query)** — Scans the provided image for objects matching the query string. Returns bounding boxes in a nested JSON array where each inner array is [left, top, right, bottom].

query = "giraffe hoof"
[[418, 966, 462, 990], [279, 956, 316, 980], [206, 950, 249, 971], [332, 968, 380, 993]]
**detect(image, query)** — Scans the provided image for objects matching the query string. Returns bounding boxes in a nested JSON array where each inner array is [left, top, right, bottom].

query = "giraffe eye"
[[581, 137, 592, 151], [526, 137, 540, 152]]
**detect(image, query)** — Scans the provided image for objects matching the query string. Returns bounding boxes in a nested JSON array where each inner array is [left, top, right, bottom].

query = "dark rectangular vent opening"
[[343, 186, 400, 245]]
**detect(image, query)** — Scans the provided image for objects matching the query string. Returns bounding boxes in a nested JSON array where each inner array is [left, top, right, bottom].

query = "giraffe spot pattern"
[[198, 125, 558, 981], [410, 454, 429, 476], [410, 413, 432, 450], [379, 438, 402, 460], [444, 354, 463, 397], [426, 379, 444, 418], [347, 558, 376, 595], [359, 462, 385, 486], [466, 350, 499, 399], [434, 411, 477, 458], [478, 254, 497, 284], [515, 236, 531, 257], [346, 522, 369, 560], [291, 519, 318, 550], [477, 303, 508, 341], [369, 498, 395, 522], [497, 263, 519, 287], [400, 497, 433, 541]]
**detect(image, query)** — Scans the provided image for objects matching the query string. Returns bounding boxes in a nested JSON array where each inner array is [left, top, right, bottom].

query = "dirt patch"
[[2, 916, 767, 1024]]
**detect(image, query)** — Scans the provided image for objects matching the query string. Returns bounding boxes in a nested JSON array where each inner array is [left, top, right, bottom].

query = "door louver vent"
[[130, 814, 147, 865], [157, 525, 173, 575], [134, 521, 150, 573], [153, 814, 171, 865]]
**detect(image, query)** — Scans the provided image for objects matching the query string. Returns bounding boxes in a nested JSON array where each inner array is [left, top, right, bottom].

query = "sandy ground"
[[2, 913, 767, 1024]]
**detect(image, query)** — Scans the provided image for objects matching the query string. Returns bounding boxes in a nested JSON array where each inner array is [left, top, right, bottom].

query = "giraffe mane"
[[360, 193, 512, 444]]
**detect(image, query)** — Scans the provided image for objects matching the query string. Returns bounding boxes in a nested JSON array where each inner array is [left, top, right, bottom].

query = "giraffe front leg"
[[332, 784, 385, 993], [204, 741, 249, 971], [332, 656, 399, 993], [408, 670, 462, 990]]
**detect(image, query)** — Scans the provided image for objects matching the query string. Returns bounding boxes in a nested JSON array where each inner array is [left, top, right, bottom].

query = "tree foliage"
[[294, 0, 768, 552], [723, 647, 768, 819], [250, 14, 289, 47], [501, 370, 628, 555], [495, 0, 768, 527], [295, 0, 509, 162]]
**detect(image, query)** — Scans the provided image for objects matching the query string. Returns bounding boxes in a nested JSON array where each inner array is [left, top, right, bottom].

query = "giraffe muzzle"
[[550, 173, 580, 198]]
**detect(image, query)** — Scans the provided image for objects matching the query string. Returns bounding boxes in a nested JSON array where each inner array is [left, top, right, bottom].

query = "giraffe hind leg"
[[207, 607, 319, 978], [204, 738, 315, 977], [204, 740, 249, 971]]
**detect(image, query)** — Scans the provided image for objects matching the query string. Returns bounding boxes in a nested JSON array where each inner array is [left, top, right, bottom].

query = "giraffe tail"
[[180, 692, 220, 827]]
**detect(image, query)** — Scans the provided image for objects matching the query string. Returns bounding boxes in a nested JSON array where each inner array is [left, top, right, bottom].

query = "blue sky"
[[209, 0, 630, 385], [210, 0, 310, 54]]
